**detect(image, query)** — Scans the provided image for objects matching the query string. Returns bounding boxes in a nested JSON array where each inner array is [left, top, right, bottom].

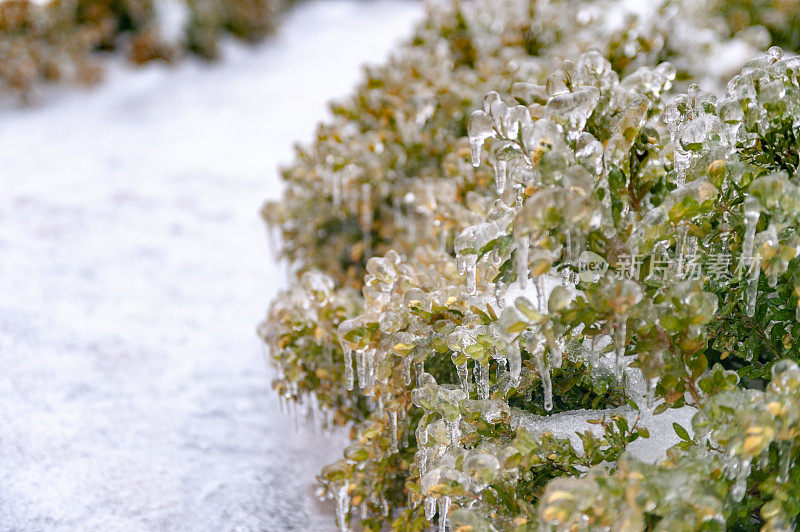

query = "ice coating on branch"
[[575, 132, 603, 175], [545, 86, 600, 140]]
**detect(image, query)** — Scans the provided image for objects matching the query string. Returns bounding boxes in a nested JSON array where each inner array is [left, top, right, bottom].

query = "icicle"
[[645, 377, 658, 412], [468, 110, 496, 167], [332, 172, 342, 208], [614, 319, 627, 382], [742, 197, 760, 259], [375, 396, 384, 416], [335, 481, 350, 532], [418, 447, 429, 480], [389, 410, 399, 455], [266, 223, 277, 260], [515, 235, 530, 287], [495, 157, 508, 195], [278, 394, 287, 415], [538, 355, 553, 411], [535, 275, 547, 313], [768, 268, 779, 288], [364, 348, 375, 395], [777, 441, 793, 484], [476, 361, 489, 399], [507, 339, 522, 385], [730, 458, 751, 502], [565, 229, 573, 263], [758, 450, 770, 470], [674, 150, 689, 186], [360, 183, 373, 257], [424, 496, 437, 522], [589, 335, 598, 369], [675, 225, 689, 276], [291, 399, 301, 432], [546, 330, 564, 369], [456, 253, 466, 275], [529, 335, 552, 411], [402, 357, 412, 386], [309, 394, 319, 434], [438, 496, 451, 532], [438, 227, 448, 253], [446, 418, 461, 448], [416, 422, 429, 446], [456, 361, 470, 394], [356, 349, 366, 389], [465, 255, 478, 295], [496, 356, 508, 381], [380, 496, 389, 517], [343, 346, 354, 391], [746, 256, 760, 318], [742, 197, 761, 317]]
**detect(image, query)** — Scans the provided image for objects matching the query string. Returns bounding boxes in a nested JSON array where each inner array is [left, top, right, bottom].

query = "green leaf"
[[673, 422, 690, 442]]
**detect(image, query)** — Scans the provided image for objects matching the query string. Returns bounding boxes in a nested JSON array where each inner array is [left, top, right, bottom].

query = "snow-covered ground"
[[0, 1, 423, 530]]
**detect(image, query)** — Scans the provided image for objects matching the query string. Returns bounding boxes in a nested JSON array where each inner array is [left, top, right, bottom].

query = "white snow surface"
[[512, 404, 697, 465], [0, 1, 423, 530]]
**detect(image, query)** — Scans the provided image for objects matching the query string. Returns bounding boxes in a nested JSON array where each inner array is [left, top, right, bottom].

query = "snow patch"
[[0, 1, 423, 529]]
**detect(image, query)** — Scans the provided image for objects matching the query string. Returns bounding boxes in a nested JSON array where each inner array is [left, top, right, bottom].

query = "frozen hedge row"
[[0, 0, 290, 98], [260, 0, 800, 530]]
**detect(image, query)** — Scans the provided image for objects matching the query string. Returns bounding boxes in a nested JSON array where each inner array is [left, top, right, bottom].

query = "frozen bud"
[[767, 46, 784, 63], [454, 222, 502, 256], [300, 271, 334, 304], [510, 82, 548, 105], [546, 87, 600, 137], [366, 256, 398, 286], [503, 104, 533, 139], [404, 288, 431, 312], [717, 97, 743, 124], [548, 285, 573, 313], [379, 310, 406, 334], [521, 118, 561, 157], [656, 61, 676, 81], [578, 50, 612, 79], [463, 451, 500, 491], [768, 359, 800, 395], [447, 327, 478, 354], [575, 132, 604, 175]]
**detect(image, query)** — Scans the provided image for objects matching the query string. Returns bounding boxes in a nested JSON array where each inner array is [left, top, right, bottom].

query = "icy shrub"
[[260, 1, 800, 530], [184, 0, 284, 59], [0, 0, 289, 98], [0, 0, 122, 95], [710, 0, 800, 52]]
